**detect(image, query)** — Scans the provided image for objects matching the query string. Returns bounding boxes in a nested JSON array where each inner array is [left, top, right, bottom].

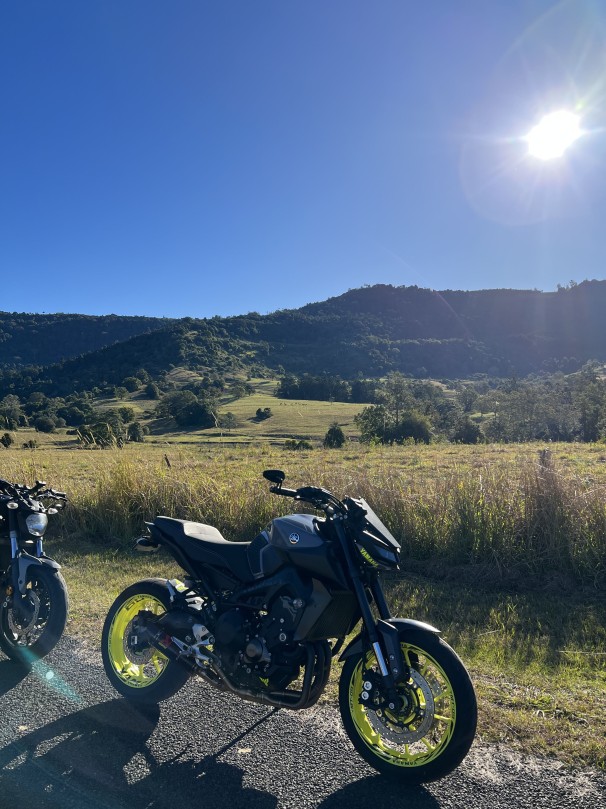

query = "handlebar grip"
[[270, 486, 298, 497]]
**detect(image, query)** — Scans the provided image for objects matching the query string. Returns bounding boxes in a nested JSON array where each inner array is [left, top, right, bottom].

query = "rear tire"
[[101, 578, 190, 704], [0, 565, 69, 666], [339, 632, 476, 783]]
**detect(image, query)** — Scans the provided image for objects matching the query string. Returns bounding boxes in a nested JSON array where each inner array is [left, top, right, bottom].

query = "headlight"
[[26, 513, 48, 536]]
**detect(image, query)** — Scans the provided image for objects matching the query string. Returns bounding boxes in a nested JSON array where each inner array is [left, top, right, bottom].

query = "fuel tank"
[[247, 513, 347, 588], [270, 514, 322, 551]]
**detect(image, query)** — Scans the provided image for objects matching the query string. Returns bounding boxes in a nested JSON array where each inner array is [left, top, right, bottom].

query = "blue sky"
[[1, 1, 605, 318]]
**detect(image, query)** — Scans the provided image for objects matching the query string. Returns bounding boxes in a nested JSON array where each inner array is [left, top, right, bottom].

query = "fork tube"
[[334, 517, 391, 678], [370, 578, 392, 620]]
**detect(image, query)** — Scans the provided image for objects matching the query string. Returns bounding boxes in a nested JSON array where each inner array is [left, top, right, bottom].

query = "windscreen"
[[357, 499, 400, 551]]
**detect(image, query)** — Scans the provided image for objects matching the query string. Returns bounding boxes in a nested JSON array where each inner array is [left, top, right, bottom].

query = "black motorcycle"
[[0, 478, 69, 665], [102, 470, 477, 783]]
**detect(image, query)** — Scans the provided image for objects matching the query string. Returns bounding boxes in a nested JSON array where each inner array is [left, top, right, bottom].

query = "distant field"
[[15, 386, 365, 448]]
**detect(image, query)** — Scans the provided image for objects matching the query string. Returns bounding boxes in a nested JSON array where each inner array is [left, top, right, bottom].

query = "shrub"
[[284, 439, 313, 451], [323, 422, 345, 449], [34, 416, 55, 433]]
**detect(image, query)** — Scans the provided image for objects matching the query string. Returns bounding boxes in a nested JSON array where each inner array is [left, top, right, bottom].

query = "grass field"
[[2, 440, 606, 768], [30, 384, 364, 447]]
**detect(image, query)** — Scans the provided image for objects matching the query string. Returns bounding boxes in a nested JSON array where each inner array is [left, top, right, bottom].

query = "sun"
[[526, 110, 582, 160]]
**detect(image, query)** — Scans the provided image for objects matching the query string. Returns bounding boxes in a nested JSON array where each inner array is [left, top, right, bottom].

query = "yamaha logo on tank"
[[288, 532, 300, 545]]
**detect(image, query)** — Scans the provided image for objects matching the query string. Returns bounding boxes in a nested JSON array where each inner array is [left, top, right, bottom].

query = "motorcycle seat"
[[153, 517, 254, 583]]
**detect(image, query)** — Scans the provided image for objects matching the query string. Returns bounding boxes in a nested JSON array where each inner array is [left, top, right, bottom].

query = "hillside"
[[1, 281, 606, 398], [0, 312, 168, 368]]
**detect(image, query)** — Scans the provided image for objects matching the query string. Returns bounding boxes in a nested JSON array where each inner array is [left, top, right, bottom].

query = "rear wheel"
[[0, 565, 69, 666], [339, 633, 476, 783], [101, 578, 190, 704]]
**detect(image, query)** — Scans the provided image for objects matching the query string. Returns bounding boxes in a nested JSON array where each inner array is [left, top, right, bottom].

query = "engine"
[[212, 595, 307, 691]]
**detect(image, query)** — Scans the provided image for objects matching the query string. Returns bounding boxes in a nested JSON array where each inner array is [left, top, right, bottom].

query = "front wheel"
[[0, 565, 69, 666], [102, 578, 190, 704], [339, 633, 477, 783]]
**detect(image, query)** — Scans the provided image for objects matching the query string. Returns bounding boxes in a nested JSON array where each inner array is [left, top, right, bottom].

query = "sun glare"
[[526, 110, 582, 160]]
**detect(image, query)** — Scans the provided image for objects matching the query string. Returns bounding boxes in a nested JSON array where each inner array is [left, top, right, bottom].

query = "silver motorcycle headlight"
[[26, 512, 48, 536]]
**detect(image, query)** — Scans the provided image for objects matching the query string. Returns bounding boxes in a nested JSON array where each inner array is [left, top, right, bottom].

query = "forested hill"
[[1, 281, 606, 397], [225, 280, 606, 377], [0, 312, 169, 368]]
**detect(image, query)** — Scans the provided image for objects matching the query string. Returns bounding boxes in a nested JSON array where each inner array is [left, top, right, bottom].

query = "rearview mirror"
[[263, 469, 285, 485]]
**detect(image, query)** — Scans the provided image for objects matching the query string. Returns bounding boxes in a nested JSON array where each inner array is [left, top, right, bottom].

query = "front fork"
[[6, 510, 49, 622], [8, 527, 21, 600], [335, 519, 407, 707]]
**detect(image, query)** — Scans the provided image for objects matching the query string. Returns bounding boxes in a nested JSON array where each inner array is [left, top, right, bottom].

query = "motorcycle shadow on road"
[[0, 692, 442, 809], [0, 697, 278, 809], [317, 775, 440, 809], [0, 658, 29, 696]]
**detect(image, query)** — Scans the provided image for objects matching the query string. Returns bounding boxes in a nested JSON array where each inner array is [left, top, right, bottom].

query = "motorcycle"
[[102, 470, 477, 783], [0, 478, 69, 665]]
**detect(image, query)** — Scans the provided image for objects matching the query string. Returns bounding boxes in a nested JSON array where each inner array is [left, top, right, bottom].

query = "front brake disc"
[[8, 591, 41, 636], [365, 669, 435, 744]]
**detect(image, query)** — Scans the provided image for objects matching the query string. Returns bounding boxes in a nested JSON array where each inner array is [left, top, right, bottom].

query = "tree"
[[231, 383, 247, 400], [451, 416, 483, 444], [355, 405, 390, 443], [122, 377, 140, 393], [145, 383, 161, 400], [156, 390, 217, 428], [61, 406, 89, 426], [0, 395, 24, 429], [118, 406, 136, 423], [381, 372, 413, 428], [221, 412, 238, 432], [176, 401, 216, 428], [0, 432, 13, 448], [255, 407, 272, 421], [156, 390, 198, 420], [389, 412, 432, 444], [323, 422, 345, 448], [34, 415, 55, 433], [457, 386, 478, 413], [127, 421, 146, 442], [355, 405, 432, 444]]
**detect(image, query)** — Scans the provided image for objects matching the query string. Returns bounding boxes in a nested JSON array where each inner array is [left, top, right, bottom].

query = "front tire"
[[101, 578, 190, 704], [339, 632, 477, 783], [0, 565, 69, 666]]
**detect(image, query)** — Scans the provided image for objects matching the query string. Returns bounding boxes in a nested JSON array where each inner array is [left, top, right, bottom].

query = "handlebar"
[[269, 482, 344, 513], [0, 478, 67, 505]]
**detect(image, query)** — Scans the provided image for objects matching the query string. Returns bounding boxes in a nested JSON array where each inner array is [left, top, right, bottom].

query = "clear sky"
[[1, 0, 605, 318]]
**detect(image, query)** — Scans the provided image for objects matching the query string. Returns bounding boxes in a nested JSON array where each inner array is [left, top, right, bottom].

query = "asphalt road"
[[0, 637, 604, 809]]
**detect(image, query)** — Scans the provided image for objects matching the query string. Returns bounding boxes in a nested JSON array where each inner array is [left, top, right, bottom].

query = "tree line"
[[350, 364, 606, 445]]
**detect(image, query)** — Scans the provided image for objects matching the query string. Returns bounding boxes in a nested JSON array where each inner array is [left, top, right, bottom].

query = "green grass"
[[3, 442, 606, 768], [146, 390, 363, 445]]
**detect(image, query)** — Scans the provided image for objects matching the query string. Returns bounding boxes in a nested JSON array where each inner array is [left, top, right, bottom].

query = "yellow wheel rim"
[[107, 592, 169, 689], [349, 643, 456, 768]]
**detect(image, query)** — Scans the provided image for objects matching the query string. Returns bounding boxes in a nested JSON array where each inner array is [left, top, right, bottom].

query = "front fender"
[[17, 551, 61, 593], [338, 617, 441, 662]]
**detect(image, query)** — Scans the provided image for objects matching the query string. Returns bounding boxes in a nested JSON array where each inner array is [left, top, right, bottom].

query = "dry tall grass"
[[4, 445, 596, 584]]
